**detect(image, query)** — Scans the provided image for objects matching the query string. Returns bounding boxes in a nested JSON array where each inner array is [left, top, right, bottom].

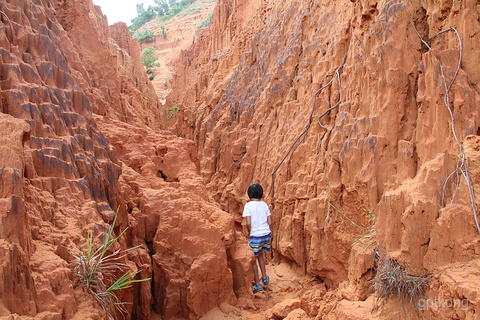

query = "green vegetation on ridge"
[[129, 0, 216, 33], [131, 0, 216, 79], [133, 28, 154, 42]]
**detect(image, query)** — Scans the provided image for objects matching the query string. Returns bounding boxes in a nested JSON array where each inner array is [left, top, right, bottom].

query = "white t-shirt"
[[242, 200, 271, 236]]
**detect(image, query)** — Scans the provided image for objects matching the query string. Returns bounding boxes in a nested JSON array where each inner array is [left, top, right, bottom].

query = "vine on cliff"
[[410, 21, 480, 234], [270, 49, 348, 196]]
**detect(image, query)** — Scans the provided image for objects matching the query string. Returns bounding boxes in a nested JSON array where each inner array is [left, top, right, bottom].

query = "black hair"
[[247, 183, 263, 199]]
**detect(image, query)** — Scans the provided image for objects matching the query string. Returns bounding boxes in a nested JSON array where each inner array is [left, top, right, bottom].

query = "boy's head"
[[247, 183, 263, 199]]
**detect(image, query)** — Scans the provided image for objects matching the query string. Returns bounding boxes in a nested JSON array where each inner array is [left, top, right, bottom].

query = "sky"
[[92, 0, 158, 25]]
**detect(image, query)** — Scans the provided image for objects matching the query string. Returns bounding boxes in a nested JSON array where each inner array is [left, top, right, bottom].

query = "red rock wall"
[[96, 117, 241, 319], [0, 0, 242, 319], [0, 0, 137, 317], [53, 0, 167, 128], [169, 0, 480, 316]]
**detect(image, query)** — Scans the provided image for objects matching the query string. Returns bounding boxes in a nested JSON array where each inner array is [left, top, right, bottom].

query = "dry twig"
[[372, 257, 431, 310]]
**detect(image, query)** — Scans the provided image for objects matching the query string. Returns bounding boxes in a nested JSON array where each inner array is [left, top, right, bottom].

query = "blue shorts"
[[249, 233, 271, 257]]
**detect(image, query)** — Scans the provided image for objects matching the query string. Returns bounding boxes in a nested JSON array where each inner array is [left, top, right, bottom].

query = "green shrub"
[[197, 13, 212, 29], [134, 29, 154, 42], [167, 105, 179, 119], [160, 25, 167, 39], [157, 15, 170, 23], [142, 46, 160, 74], [167, 5, 183, 16]]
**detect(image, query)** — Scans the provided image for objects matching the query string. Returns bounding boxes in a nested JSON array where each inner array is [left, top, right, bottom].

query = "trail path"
[[200, 262, 325, 319]]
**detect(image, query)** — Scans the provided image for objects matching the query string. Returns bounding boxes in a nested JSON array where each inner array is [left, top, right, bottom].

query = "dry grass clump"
[[372, 257, 431, 309], [68, 211, 149, 319]]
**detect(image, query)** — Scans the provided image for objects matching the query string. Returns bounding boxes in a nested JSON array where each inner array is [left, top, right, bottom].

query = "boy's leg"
[[253, 261, 260, 286], [257, 251, 267, 281]]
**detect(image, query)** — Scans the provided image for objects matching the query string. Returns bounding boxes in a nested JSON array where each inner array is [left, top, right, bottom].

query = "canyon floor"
[[201, 262, 319, 320]]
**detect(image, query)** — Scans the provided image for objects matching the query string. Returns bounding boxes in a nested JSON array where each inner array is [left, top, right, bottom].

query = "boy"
[[243, 183, 271, 293]]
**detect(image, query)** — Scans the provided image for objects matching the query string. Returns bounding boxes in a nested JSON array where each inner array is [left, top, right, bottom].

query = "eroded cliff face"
[[95, 116, 241, 319], [0, 0, 243, 319], [168, 0, 480, 317], [2, 0, 480, 318]]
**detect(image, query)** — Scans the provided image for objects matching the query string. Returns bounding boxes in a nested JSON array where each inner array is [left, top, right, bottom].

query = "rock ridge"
[[0, 0, 243, 319]]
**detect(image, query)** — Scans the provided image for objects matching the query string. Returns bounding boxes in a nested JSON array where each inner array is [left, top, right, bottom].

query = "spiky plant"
[[69, 210, 149, 319], [372, 257, 430, 310]]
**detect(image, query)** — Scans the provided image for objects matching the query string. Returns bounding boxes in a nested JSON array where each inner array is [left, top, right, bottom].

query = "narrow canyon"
[[1, 0, 480, 319]]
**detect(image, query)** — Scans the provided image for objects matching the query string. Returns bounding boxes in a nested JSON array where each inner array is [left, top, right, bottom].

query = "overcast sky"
[[92, 0, 158, 25]]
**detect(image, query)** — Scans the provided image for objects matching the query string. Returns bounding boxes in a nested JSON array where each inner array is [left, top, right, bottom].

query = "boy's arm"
[[267, 215, 271, 226], [246, 216, 252, 232]]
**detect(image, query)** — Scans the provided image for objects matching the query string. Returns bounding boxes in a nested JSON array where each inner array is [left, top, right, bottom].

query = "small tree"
[[160, 25, 167, 39], [142, 46, 160, 75], [130, 7, 156, 32], [136, 3, 145, 15], [154, 0, 170, 15]]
